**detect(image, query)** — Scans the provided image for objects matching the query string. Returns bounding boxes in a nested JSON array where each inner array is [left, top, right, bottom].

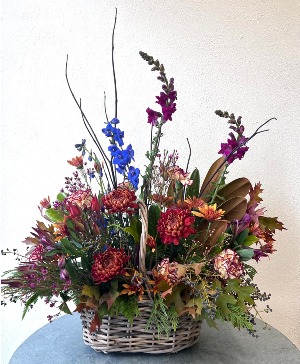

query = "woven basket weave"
[[80, 199, 201, 354]]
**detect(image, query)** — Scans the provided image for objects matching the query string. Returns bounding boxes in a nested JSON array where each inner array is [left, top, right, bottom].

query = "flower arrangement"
[[1, 15, 285, 347]]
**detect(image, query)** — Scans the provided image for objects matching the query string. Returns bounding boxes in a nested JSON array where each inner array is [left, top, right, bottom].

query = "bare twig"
[[185, 138, 191, 173], [112, 8, 118, 119], [65, 55, 117, 188], [103, 92, 109, 123]]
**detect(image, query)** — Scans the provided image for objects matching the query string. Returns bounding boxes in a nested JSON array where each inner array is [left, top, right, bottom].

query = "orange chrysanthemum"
[[192, 203, 225, 221], [102, 188, 138, 214], [184, 196, 205, 210], [91, 248, 129, 284]]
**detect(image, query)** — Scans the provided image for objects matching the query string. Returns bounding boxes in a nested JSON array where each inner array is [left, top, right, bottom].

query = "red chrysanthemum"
[[157, 207, 196, 245], [102, 188, 138, 214], [91, 248, 129, 284]]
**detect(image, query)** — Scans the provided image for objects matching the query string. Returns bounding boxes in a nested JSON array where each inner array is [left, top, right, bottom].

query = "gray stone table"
[[9, 313, 300, 364]]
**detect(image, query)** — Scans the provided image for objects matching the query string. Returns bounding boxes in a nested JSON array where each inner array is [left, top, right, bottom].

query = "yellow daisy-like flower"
[[192, 203, 225, 221]]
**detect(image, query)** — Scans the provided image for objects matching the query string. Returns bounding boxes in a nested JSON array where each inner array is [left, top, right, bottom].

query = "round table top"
[[9, 313, 299, 364]]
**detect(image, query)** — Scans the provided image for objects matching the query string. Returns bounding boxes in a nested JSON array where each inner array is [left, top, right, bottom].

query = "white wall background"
[[1, 0, 300, 363]]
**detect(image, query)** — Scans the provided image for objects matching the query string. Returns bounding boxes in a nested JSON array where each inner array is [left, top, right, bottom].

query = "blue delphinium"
[[103, 119, 140, 189], [74, 139, 86, 155], [128, 166, 140, 190]]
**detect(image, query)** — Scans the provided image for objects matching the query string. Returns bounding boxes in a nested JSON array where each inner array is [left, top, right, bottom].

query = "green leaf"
[[212, 279, 222, 290], [236, 229, 250, 245], [57, 192, 67, 202], [243, 235, 259, 246], [148, 204, 161, 238], [216, 293, 237, 316], [204, 316, 218, 328], [44, 249, 62, 257], [65, 259, 78, 281], [22, 293, 39, 319], [237, 248, 254, 261], [225, 279, 255, 305], [243, 264, 257, 280], [59, 301, 72, 314], [185, 296, 204, 315], [65, 219, 74, 229], [164, 285, 186, 315], [81, 254, 92, 271], [186, 168, 200, 198], [60, 238, 80, 256], [45, 208, 64, 223], [259, 216, 285, 233], [65, 220, 80, 241], [124, 216, 142, 243], [82, 285, 100, 300], [112, 295, 140, 324], [71, 239, 82, 249]]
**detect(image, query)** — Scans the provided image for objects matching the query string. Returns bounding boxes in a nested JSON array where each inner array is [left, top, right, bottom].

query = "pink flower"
[[214, 249, 244, 279], [67, 189, 92, 209], [29, 244, 44, 262], [156, 258, 179, 284], [168, 165, 193, 186]]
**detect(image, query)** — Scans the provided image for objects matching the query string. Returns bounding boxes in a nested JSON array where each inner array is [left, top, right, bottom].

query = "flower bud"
[[66, 203, 81, 218], [58, 255, 66, 269], [91, 194, 101, 212], [60, 269, 70, 281]]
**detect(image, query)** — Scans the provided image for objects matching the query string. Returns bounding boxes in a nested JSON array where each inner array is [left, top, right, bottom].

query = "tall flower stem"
[[142, 122, 163, 204], [210, 165, 228, 205]]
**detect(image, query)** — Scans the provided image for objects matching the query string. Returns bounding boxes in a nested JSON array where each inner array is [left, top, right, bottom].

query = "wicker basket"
[[80, 199, 201, 354]]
